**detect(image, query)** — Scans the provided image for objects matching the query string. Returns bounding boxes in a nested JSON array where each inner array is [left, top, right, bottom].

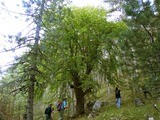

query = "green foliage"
[[107, 0, 160, 96], [40, 6, 128, 115], [42, 6, 126, 96]]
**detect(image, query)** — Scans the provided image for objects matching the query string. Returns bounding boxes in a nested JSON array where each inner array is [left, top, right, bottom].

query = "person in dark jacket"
[[115, 87, 121, 108], [45, 104, 53, 120]]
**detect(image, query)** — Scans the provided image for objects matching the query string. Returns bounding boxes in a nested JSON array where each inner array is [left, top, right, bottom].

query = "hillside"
[[60, 87, 160, 120]]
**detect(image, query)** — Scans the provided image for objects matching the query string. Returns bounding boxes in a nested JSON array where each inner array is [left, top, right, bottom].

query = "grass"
[[46, 87, 160, 120], [72, 87, 160, 120], [95, 102, 160, 120], [74, 102, 160, 120]]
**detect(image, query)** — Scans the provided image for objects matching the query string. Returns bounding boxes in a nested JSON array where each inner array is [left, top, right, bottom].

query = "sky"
[[0, 0, 107, 74], [0, 0, 27, 72], [71, 0, 105, 7]]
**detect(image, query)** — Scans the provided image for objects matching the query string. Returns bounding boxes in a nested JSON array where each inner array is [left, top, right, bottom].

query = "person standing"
[[58, 98, 68, 120], [115, 87, 121, 108], [45, 104, 53, 120]]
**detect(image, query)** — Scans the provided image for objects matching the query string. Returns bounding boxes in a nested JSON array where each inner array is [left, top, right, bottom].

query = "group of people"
[[45, 98, 68, 120], [44, 87, 121, 120]]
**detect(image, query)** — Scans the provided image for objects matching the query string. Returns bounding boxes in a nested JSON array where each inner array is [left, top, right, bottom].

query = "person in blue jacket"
[[58, 98, 68, 120]]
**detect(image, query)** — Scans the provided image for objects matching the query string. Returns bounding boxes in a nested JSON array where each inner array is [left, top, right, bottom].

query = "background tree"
[[105, 0, 160, 98], [0, 0, 66, 119]]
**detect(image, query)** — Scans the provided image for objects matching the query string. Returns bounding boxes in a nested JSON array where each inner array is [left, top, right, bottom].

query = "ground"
[[49, 86, 160, 120]]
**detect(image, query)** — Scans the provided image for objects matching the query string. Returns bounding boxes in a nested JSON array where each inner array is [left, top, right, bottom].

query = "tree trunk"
[[75, 86, 85, 115], [27, 75, 35, 120], [72, 73, 85, 115]]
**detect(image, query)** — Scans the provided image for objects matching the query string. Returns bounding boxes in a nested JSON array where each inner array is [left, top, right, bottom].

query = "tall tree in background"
[[106, 0, 160, 97], [17, 0, 66, 119], [19, 0, 46, 119], [0, 0, 65, 119]]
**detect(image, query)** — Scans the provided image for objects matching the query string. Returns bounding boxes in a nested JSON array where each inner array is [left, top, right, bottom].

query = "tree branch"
[[142, 24, 154, 43]]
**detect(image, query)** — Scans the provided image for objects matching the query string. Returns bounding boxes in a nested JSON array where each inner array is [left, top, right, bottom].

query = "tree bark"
[[27, 75, 35, 120], [72, 71, 85, 115], [74, 82, 85, 115]]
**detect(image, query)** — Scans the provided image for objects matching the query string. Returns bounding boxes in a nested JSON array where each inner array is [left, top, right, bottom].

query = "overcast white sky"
[[0, 0, 105, 36], [0, 0, 106, 73], [0, 0, 26, 72], [71, 0, 105, 7]]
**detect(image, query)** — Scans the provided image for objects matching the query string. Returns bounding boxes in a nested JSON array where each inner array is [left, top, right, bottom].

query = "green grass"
[[73, 87, 160, 120], [73, 99, 160, 120], [44, 87, 160, 120], [95, 102, 160, 120]]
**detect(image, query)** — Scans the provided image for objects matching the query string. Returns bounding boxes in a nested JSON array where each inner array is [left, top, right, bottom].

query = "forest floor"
[[51, 87, 160, 120]]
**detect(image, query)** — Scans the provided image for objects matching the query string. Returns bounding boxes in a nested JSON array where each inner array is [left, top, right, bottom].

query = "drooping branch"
[[142, 24, 154, 43]]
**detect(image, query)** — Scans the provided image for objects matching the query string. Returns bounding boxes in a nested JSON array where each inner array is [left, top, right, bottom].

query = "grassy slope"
[[95, 101, 160, 120], [75, 86, 160, 120], [49, 86, 160, 120]]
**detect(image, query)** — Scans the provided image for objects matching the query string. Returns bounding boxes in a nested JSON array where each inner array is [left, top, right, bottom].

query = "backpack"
[[44, 107, 49, 114], [57, 102, 62, 111]]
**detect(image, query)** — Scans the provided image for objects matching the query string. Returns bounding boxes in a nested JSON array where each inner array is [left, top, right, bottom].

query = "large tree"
[[42, 6, 126, 115]]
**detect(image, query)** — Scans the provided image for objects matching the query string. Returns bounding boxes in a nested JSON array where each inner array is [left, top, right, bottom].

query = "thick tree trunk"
[[72, 72, 85, 115], [74, 85, 85, 115]]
